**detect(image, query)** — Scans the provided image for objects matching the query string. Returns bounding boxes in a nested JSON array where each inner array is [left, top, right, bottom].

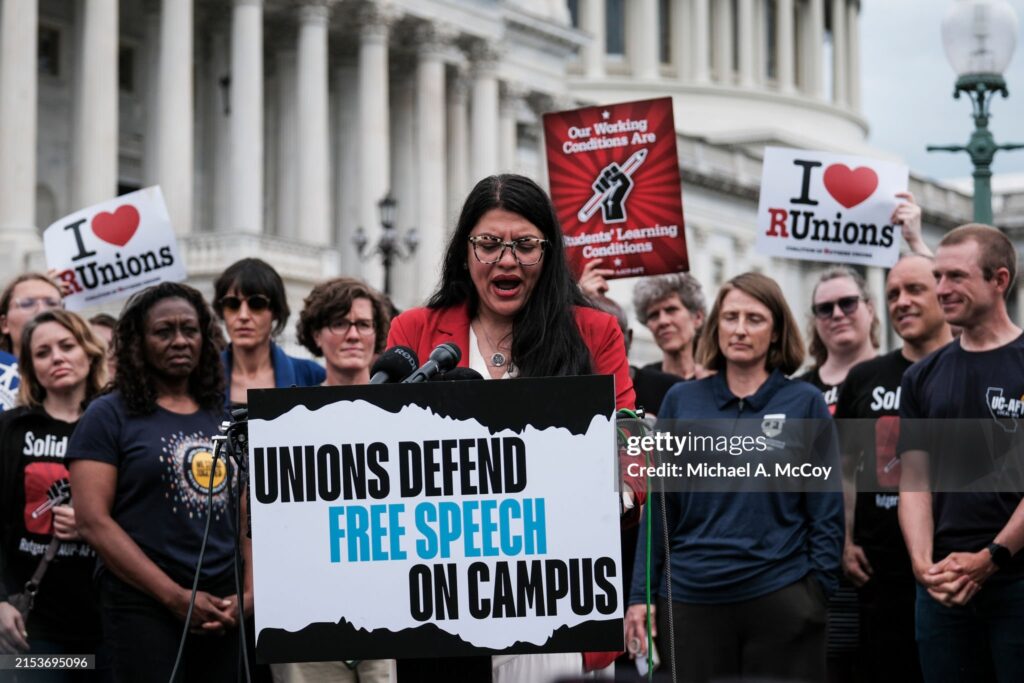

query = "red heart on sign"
[[823, 164, 879, 209], [91, 205, 141, 247]]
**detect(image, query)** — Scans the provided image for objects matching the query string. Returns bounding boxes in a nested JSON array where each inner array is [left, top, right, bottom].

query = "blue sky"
[[861, 0, 1024, 183]]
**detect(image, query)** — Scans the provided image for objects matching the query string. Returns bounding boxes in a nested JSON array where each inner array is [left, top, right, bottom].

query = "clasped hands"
[[916, 551, 997, 608]]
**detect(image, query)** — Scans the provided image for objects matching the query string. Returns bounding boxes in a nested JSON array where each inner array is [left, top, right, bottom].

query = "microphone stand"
[[216, 411, 253, 683]]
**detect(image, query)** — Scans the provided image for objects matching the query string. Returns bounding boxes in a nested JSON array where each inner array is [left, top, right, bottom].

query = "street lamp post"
[[352, 193, 419, 296], [927, 0, 1023, 225]]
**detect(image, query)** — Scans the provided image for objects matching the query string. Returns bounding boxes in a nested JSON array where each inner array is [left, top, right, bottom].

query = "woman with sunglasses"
[[214, 259, 325, 408], [0, 310, 106, 665], [387, 174, 636, 682], [800, 266, 880, 411], [0, 274, 65, 413], [798, 265, 880, 683]]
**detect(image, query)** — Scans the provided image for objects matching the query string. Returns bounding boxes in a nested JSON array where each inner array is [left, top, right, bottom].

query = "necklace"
[[475, 322, 511, 368]]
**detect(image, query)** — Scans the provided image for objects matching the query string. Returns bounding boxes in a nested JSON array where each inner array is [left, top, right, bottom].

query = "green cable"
[[644, 440, 653, 680]]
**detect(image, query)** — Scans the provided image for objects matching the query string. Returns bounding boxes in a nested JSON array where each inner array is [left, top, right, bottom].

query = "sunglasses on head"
[[219, 294, 271, 312], [811, 295, 862, 319]]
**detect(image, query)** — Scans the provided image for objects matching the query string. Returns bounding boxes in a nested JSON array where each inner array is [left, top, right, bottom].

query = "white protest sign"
[[43, 186, 187, 311], [756, 147, 909, 267], [247, 377, 624, 662]]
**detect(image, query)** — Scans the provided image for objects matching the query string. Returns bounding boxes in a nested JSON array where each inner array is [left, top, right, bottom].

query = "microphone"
[[430, 367, 484, 382], [402, 342, 462, 384], [369, 346, 420, 384]]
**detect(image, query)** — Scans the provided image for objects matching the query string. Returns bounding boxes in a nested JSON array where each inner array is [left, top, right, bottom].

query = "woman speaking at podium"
[[388, 174, 636, 681]]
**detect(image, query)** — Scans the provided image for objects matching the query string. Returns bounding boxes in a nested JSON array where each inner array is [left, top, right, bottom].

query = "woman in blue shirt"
[[626, 272, 843, 683], [214, 259, 325, 408]]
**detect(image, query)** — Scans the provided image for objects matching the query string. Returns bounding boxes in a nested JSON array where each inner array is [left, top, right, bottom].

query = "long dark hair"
[[429, 174, 593, 377], [114, 282, 225, 415]]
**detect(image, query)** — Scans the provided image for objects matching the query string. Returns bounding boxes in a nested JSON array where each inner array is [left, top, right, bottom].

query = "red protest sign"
[[543, 97, 688, 279]]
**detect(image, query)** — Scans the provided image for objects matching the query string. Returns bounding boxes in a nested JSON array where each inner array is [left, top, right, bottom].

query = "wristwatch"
[[987, 542, 1012, 570]]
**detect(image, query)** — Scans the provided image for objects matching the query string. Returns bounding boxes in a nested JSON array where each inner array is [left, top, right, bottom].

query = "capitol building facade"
[[0, 0, 1016, 360]]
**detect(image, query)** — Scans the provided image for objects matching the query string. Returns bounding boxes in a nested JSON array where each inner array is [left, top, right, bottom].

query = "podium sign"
[[247, 376, 623, 662]]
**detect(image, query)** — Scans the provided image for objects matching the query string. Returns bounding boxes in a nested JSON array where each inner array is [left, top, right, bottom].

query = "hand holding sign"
[[891, 191, 931, 257]]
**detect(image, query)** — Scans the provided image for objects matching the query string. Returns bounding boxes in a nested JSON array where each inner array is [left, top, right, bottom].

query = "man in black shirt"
[[835, 254, 951, 682], [899, 225, 1024, 682]]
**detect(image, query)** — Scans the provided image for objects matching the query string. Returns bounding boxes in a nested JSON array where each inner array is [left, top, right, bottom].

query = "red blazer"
[[387, 301, 636, 410], [389, 301, 640, 673]]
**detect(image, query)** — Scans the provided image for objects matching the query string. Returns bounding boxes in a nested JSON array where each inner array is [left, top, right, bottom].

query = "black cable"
[[226, 430, 251, 683], [168, 442, 223, 683]]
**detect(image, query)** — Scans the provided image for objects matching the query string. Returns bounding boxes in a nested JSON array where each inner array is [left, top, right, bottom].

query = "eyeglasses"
[[219, 294, 271, 312], [469, 236, 548, 266], [11, 297, 63, 312], [328, 318, 375, 336], [811, 296, 862, 319]]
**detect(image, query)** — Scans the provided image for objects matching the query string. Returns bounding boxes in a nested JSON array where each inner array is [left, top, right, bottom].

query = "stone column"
[[737, 0, 755, 87], [672, 0, 691, 81], [776, 0, 795, 93], [446, 67, 470, 225], [808, 0, 825, 98], [0, 0, 39, 239], [633, 0, 659, 79], [142, 0, 160, 187], [334, 59, 360, 275], [206, 21, 232, 233], [296, 0, 331, 246], [417, 25, 448, 298], [499, 84, 523, 172], [528, 93, 552, 191], [390, 74, 416, 305], [831, 0, 847, 106], [358, 2, 392, 283], [73, 0, 119, 209], [712, 0, 732, 84], [469, 43, 500, 183], [847, 0, 861, 111], [692, 0, 710, 83], [580, 0, 605, 79], [230, 0, 263, 234], [274, 45, 297, 238], [157, 0, 194, 234]]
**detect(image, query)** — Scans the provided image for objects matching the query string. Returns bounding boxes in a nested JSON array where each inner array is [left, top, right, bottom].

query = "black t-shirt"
[[632, 365, 685, 417], [899, 335, 1024, 579], [834, 350, 913, 578], [0, 406, 99, 645], [798, 368, 841, 415], [67, 392, 236, 584]]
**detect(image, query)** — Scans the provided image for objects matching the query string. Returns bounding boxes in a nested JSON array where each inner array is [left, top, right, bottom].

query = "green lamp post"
[[927, 0, 1023, 225]]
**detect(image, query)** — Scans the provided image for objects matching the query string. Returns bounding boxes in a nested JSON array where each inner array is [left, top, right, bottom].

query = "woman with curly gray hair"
[[631, 273, 707, 379]]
